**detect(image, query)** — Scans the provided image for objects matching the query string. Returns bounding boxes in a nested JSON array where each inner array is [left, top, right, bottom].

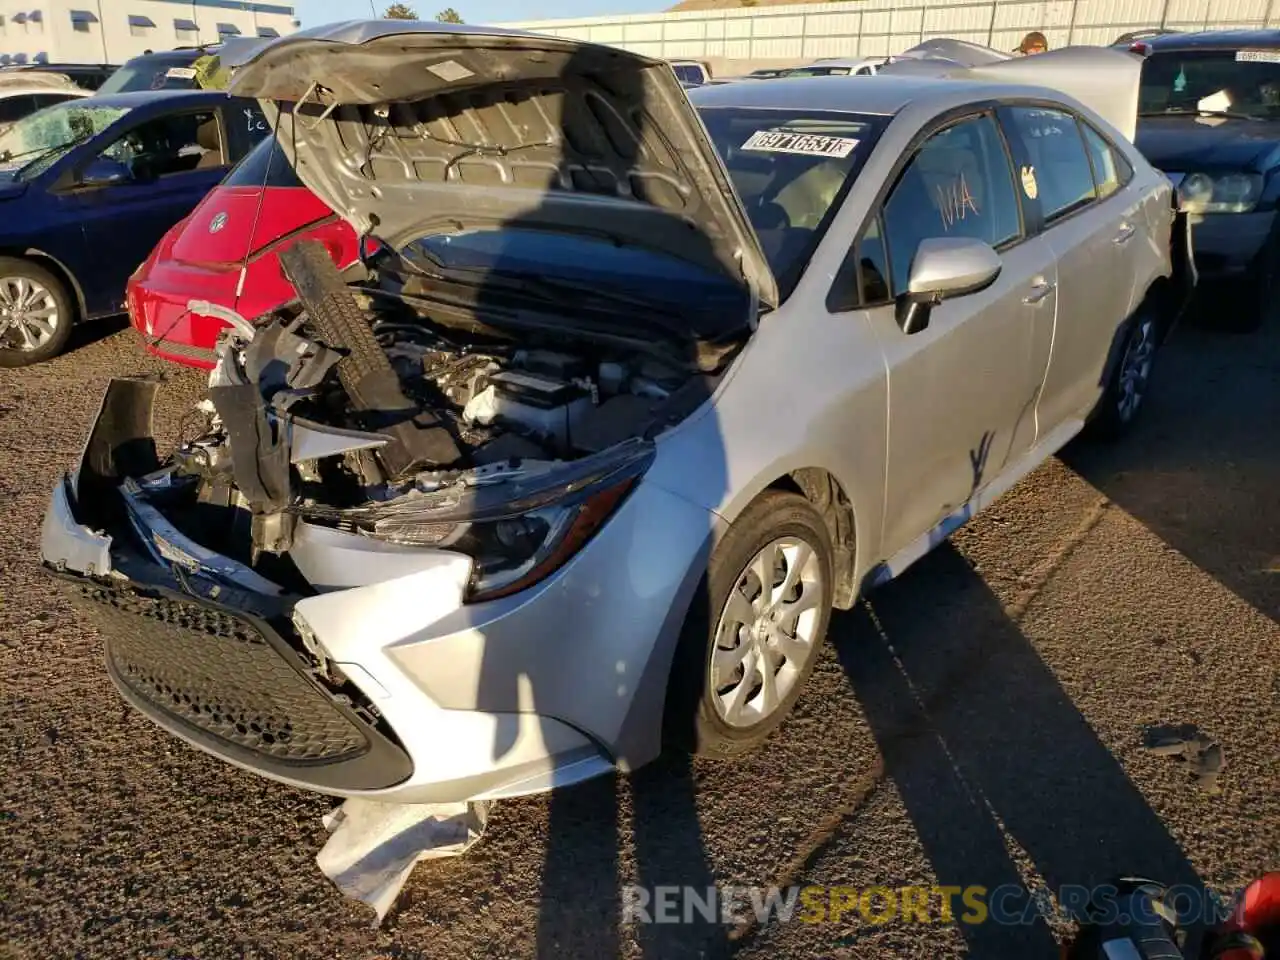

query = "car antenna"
[[233, 100, 286, 312]]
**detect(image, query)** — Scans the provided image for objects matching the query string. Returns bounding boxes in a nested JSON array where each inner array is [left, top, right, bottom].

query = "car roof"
[[78, 89, 233, 110], [122, 46, 219, 65], [800, 57, 883, 67], [0, 85, 90, 98], [688, 73, 1035, 116], [1142, 28, 1280, 50]]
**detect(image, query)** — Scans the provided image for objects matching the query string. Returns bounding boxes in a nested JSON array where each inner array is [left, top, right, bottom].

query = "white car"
[[0, 72, 90, 135]]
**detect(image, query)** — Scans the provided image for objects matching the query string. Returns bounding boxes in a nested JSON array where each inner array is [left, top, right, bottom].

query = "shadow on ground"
[[1060, 315, 1279, 623]]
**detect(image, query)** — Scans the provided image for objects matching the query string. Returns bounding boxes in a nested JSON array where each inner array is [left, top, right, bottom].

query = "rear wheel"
[[0, 258, 73, 367], [1087, 308, 1159, 441], [665, 490, 834, 758]]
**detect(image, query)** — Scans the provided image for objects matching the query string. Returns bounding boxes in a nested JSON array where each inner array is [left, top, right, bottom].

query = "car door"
[[860, 111, 1059, 559], [999, 105, 1141, 437], [67, 107, 231, 315]]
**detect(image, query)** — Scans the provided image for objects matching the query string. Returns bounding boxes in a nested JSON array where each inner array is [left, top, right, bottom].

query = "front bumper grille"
[[58, 576, 413, 793]]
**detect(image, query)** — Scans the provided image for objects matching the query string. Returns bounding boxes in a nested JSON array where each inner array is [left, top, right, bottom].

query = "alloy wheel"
[[710, 536, 827, 728], [0, 276, 60, 352], [1116, 318, 1156, 424]]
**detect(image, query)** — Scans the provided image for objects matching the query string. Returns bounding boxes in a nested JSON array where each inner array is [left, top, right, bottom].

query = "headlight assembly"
[[1177, 171, 1264, 213], [298, 438, 655, 603]]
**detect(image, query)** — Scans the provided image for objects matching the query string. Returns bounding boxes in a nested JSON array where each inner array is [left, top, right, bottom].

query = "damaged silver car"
[[42, 23, 1191, 807]]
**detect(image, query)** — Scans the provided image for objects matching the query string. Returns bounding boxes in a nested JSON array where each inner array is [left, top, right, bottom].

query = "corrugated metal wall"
[[502, 0, 1277, 63]]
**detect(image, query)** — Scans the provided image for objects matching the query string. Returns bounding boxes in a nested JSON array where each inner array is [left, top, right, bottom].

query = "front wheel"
[[665, 490, 834, 759], [0, 258, 74, 367]]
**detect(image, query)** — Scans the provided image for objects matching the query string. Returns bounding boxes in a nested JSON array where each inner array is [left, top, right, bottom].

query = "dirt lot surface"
[[1, 314, 1277, 959]]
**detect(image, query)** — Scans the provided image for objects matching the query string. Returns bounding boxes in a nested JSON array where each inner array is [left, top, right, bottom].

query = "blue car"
[[0, 89, 270, 365]]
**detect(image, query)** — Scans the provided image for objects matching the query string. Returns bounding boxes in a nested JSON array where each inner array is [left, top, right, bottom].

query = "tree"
[[435, 7, 463, 22], [383, 3, 417, 18]]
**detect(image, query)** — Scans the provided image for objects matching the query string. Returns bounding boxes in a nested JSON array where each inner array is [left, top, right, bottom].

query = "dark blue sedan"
[[0, 89, 270, 365]]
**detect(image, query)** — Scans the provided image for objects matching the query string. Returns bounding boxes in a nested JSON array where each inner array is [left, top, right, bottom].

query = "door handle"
[[1114, 222, 1136, 244], [1024, 279, 1055, 304]]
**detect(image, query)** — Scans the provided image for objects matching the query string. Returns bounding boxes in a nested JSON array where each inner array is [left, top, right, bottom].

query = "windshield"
[[98, 59, 196, 95], [1139, 48, 1280, 117], [0, 102, 127, 180], [696, 107, 884, 294]]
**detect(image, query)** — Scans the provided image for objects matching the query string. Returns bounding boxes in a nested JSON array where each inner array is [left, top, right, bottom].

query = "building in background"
[[0, 0, 298, 67]]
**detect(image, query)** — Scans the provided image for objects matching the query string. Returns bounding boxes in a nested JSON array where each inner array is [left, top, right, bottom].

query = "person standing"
[[1018, 31, 1049, 55]]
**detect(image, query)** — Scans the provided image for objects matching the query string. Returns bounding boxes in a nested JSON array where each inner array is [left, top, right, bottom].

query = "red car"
[[128, 136, 362, 369]]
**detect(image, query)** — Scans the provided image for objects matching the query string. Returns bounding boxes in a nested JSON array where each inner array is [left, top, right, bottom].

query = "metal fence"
[[502, 0, 1279, 65]]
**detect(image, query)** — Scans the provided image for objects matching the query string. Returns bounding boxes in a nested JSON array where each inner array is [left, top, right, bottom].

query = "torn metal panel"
[[317, 798, 491, 921]]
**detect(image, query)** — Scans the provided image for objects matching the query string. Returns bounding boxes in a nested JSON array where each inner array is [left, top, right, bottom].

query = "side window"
[[857, 215, 891, 304], [881, 113, 1021, 294], [1080, 121, 1132, 200], [0, 95, 35, 124], [99, 110, 224, 179], [1004, 106, 1097, 220]]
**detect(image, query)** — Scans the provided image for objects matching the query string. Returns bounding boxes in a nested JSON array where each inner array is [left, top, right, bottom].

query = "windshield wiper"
[[1139, 108, 1263, 121], [0, 134, 94, 175]]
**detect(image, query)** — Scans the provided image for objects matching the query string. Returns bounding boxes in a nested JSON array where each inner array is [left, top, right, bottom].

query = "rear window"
[[223, 136, 303, 188]]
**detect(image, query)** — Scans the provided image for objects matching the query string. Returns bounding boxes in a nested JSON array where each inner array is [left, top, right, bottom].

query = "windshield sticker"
[[742, 129, 860, 157], [166, 67, 197, 80], [1020, 164, 1039, 200], [1236, 49, 1280, 63], [936, 172, 980, 229]]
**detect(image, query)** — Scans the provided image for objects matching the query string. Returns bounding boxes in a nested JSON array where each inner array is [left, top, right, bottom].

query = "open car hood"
[[879, 44, 1143, 142], [222, 21, 778, 309]]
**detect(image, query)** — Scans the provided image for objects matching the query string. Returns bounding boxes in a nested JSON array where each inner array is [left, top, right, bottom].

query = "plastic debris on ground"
[[1141, 724, 1226, 794], [316, 798, 493, 922]]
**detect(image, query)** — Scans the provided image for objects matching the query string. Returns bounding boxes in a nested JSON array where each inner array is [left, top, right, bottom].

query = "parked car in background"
[[1134, 29, 1280, 330], [782, 56, 888, 77], [0, 62, 117, 91], [670, 59, 713, 85], [1114, 28, 1181, 49], [96, 46, 223, 94], [40, 26, 1188, 815], [0, 72, 90, 135], [128, 135, 362, 369], [0, 90, 272, 365]]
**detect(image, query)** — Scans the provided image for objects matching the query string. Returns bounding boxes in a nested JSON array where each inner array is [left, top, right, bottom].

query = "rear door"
[[69, 106, 232, 314], [999, 105, 1141, 436], [857, 111, 1058, 558]]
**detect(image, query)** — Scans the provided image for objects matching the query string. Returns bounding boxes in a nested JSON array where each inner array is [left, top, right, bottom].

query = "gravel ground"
[[1, 311, 1277, 959]]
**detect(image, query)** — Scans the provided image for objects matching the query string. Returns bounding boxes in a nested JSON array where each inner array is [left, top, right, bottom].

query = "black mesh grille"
[[67, 581, 370, 764]]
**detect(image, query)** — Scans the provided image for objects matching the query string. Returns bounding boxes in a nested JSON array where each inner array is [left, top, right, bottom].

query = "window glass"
[[882, 113, 1021, 294], [0, 101, 129, 180], [698, 107, 885, 298], [225, 135, 302, 188], [858, 215, 891, 304], [0, 94, 34, 124], [1080, 122, 1128, 199], [1139, 49, 1280, 118], [1005, 106, 1096, 220], [100, 111, 223, 179]]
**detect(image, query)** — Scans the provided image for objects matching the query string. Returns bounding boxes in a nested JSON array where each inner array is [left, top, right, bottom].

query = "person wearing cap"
[[1018, 31, 1049, 55]]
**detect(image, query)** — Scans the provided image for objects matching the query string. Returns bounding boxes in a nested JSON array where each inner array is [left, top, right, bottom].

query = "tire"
[[0, 257, 74, 367], [664, 490, 834, 759], [1086, 307, 1160, 441]]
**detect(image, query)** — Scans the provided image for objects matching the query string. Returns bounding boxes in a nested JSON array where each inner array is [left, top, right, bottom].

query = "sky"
[[296, 0, 666, 27]]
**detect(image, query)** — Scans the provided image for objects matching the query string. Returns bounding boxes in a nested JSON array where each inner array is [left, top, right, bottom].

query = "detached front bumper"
[[40, 380, 719, 804]]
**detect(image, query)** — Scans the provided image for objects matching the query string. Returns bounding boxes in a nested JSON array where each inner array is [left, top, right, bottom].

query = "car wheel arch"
[[764, 469, 860, 611], [0, 247, 88, 323]]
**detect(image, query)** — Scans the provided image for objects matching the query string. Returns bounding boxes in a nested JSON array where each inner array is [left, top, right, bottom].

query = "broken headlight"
[[1177, 171, 1263, 213], [329, 439, 655, 603]]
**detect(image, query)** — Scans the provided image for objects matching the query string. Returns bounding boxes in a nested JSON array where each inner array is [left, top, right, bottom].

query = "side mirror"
[[78, 157, 133, 189], [896, 237, 1002, 334]]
